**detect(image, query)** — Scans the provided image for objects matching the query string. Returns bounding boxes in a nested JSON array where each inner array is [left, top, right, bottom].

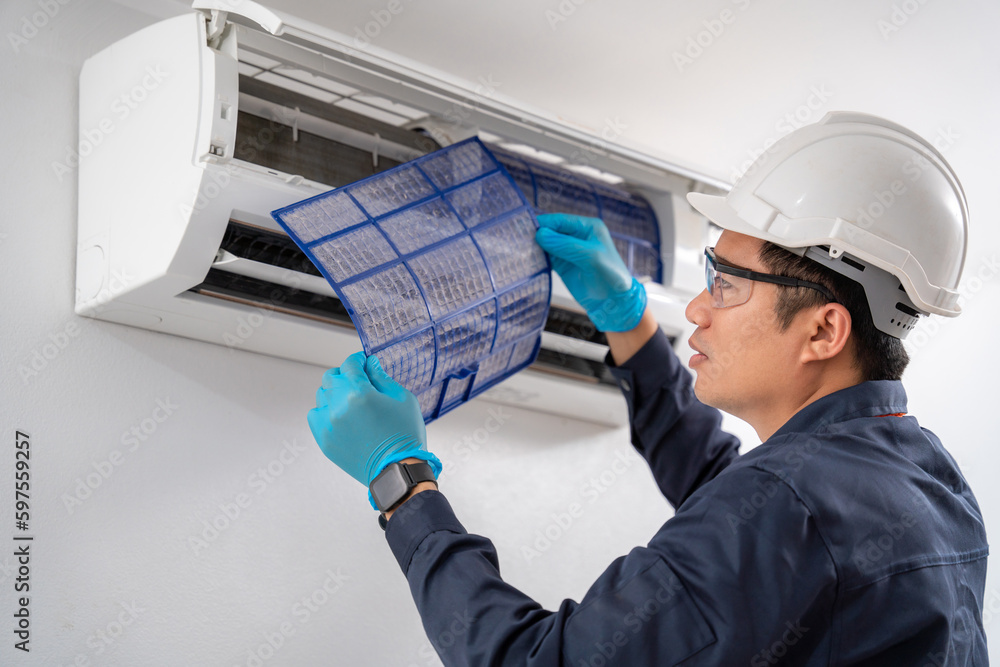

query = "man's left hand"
[[308, 352, 441, 494]]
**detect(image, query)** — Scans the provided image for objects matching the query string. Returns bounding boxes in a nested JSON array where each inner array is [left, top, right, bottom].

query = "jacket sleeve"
[[385, 464, 837, 666], [606, 327, 741, 508]]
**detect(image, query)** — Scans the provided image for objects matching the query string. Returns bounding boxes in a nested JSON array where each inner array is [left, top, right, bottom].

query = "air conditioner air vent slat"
[[220, 220, 321, 276], [190, 269, 353, 327], [542, 307, 607, 346], [532, 348, 616, 387]]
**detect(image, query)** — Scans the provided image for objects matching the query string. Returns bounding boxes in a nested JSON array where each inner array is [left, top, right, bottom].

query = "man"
[[308, 112, 988, 664]]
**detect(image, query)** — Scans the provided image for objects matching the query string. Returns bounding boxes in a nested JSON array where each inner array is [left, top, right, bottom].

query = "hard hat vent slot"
[[840, 255, 866, 273]]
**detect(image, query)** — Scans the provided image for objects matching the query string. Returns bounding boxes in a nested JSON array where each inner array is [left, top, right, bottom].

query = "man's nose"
[[685, 289, 713, 328]]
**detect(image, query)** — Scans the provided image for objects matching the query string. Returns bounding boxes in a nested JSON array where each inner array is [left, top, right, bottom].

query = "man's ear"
[[800, 303, 853, 363]]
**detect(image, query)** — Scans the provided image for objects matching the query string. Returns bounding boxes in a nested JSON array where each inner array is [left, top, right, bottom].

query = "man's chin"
[[691, 380, 712, 407], [692, 381, 727, 413]]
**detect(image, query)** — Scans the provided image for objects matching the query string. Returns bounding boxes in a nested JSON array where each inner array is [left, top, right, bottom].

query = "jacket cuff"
[[384, 490, 466, 573], [606, 327, 679, 412]]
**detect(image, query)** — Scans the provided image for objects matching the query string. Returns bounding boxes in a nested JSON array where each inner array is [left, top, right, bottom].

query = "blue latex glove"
[[307, 352, 441, 506], [535, 213, 647, 332]]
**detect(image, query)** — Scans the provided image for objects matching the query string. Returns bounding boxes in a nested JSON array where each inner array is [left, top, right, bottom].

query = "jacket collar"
[[769, 380, 909, 441]]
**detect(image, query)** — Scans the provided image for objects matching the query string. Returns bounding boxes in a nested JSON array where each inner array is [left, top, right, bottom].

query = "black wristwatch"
[[370, 460, 436, 516]]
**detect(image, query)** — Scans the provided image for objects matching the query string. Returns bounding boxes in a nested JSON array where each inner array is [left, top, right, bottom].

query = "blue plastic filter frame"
[[272, 138, 552, 423]]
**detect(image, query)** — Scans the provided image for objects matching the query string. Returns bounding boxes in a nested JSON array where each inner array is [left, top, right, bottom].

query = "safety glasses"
[[704, 247, 837, 308]]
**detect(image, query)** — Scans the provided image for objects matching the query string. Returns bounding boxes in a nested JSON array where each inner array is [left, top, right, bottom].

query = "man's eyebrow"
[[713, 252, 754, 272]]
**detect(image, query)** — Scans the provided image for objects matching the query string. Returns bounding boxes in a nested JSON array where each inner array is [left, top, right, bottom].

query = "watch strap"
[[401, 460, 436, 485]]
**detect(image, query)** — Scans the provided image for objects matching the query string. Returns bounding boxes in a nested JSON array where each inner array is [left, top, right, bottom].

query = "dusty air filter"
[[273, 138, 551, 422]]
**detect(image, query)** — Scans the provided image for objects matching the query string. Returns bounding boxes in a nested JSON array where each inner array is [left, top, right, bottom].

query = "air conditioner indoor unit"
[[76, 0, 727, 426]]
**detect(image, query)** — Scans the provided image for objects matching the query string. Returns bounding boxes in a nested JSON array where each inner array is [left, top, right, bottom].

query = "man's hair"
[[757, 242, 909, 381]]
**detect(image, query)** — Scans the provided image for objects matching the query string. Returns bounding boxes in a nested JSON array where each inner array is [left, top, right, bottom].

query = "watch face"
[[371, 466, 409, 511]]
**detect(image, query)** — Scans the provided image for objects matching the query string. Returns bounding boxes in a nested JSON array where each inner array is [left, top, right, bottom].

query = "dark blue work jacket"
[[385, 328, 989, 665]]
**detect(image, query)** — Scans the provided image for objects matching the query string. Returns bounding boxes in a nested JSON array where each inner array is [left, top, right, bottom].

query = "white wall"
[[1, 0, 997, 665]]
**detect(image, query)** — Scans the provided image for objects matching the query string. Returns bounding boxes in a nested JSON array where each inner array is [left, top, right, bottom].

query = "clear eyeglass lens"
[[706, 261, 752, 308]]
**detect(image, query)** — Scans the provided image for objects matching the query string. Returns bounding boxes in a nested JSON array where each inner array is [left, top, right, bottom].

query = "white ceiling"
[[242, 0, 998, 187]]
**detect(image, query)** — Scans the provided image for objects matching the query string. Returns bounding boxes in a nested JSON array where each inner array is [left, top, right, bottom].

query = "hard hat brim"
[[685, 191, 791, 248]]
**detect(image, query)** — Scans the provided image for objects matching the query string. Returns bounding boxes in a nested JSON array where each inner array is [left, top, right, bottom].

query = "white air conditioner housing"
[[76, 0, 725, 426]]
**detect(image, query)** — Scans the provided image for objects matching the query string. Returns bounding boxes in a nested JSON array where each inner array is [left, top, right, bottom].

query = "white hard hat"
[[687, 111, 969, 339]]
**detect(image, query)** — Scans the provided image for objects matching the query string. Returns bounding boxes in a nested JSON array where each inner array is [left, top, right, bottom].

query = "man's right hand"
[[535, 213, 647, 332]]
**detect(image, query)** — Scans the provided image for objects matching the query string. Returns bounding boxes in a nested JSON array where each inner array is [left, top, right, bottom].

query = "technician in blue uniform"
[[307, 113, 989, 664]]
